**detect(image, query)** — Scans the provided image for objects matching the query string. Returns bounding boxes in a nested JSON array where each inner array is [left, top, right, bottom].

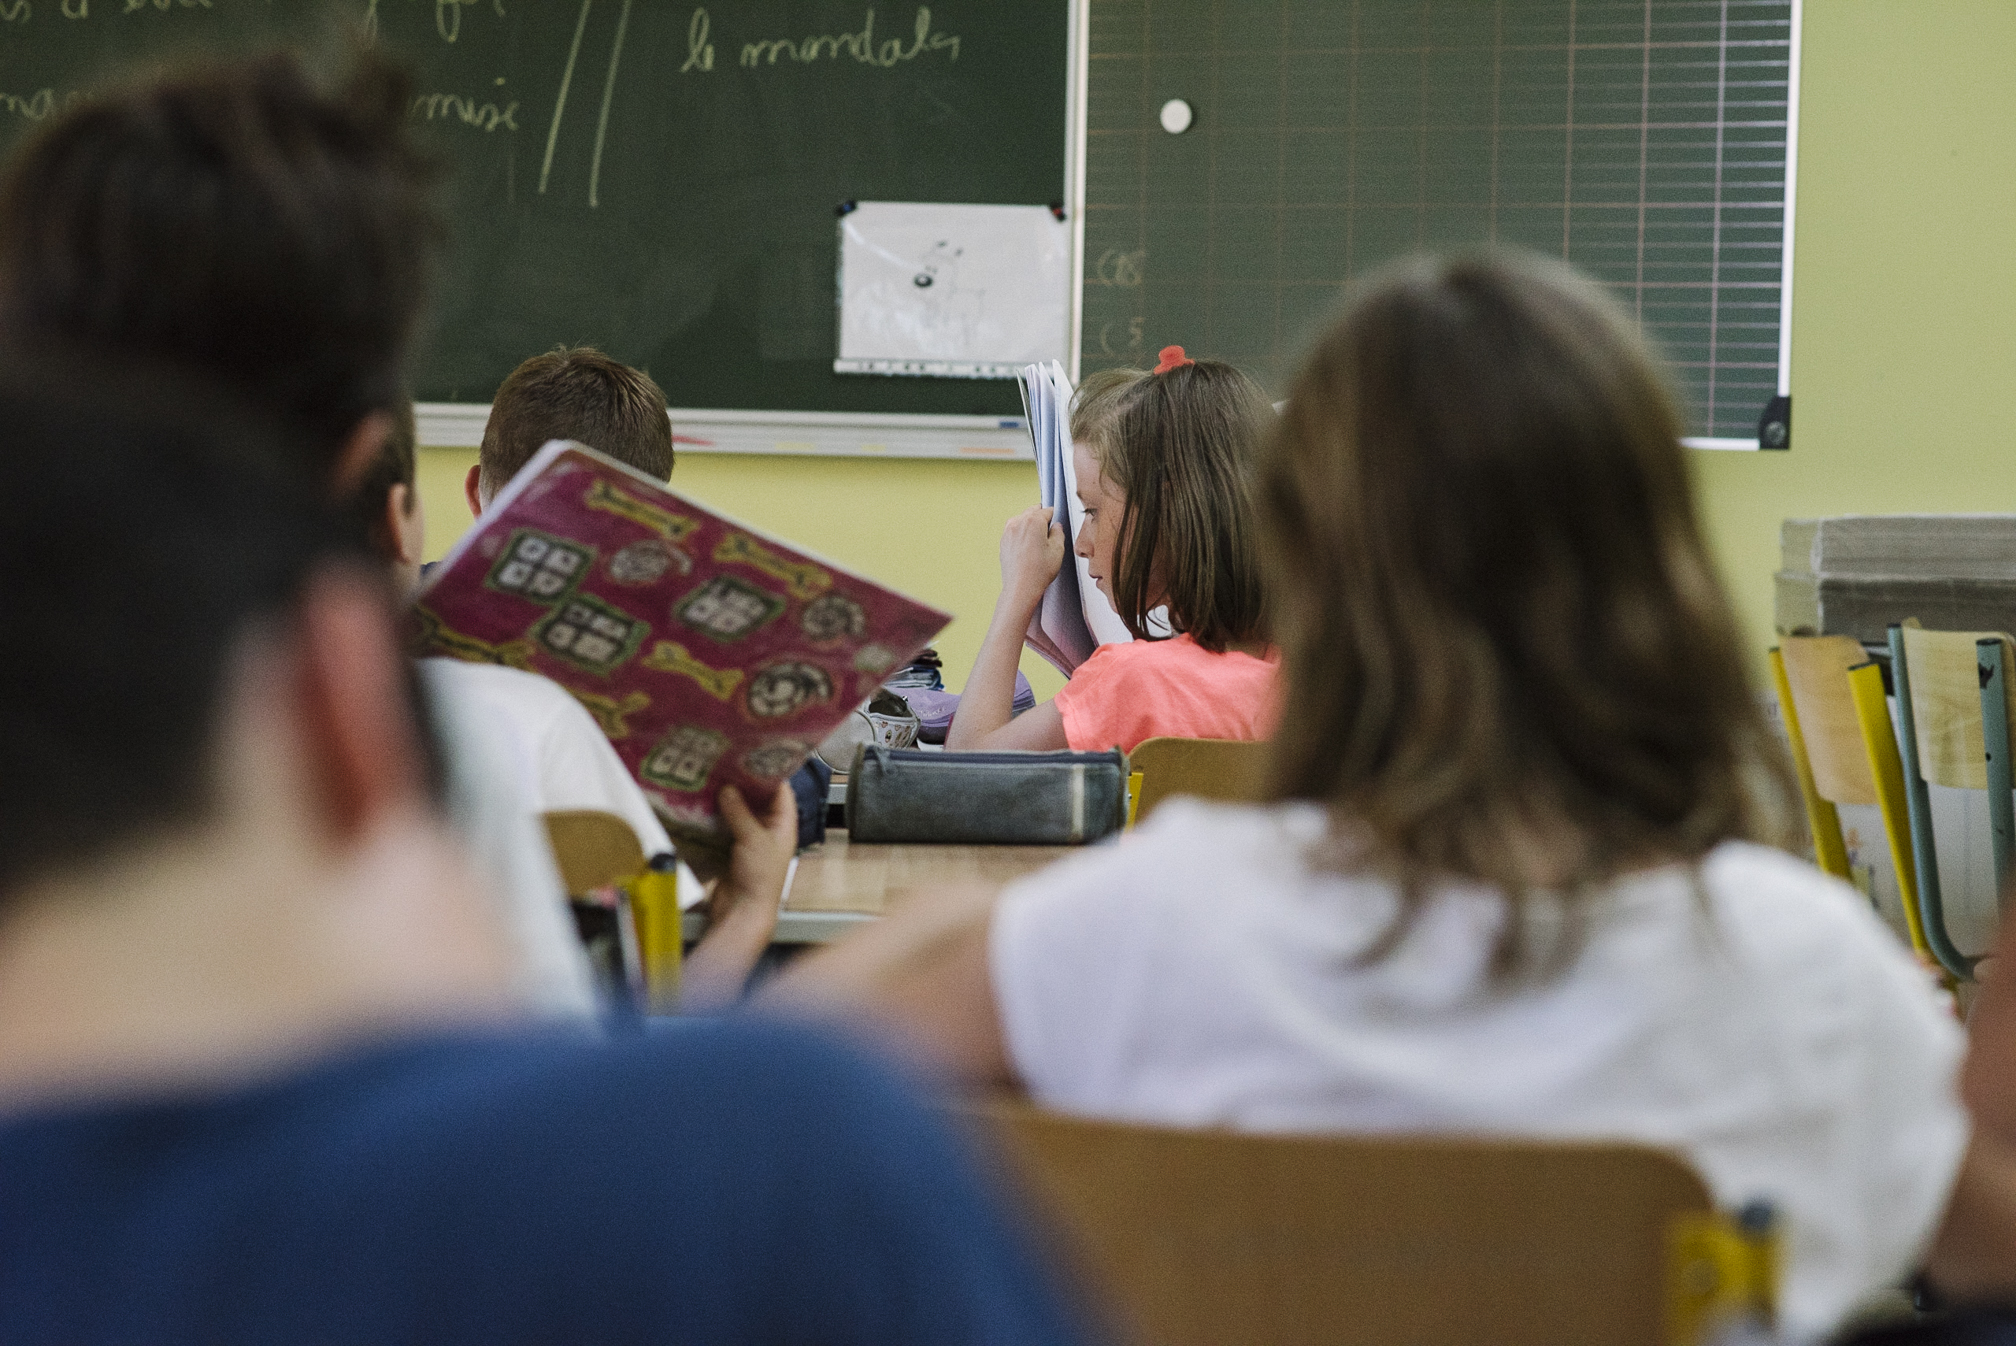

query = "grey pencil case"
[[845, 746, 1129, 845]]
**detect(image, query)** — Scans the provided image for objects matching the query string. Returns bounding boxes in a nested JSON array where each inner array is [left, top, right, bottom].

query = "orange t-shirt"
[[1053, 633, 1278, 752]]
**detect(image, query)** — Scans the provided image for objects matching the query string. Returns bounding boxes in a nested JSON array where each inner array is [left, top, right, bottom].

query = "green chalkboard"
[[0, 0, 1067, 414], [1080, 0, 1794, 442]]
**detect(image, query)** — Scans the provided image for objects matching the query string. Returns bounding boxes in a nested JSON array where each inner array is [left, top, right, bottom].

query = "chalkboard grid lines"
[[1081, 0, 1794, 441]]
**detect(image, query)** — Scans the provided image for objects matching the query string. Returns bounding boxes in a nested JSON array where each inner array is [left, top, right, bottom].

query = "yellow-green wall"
[[426, 1, 2016, 693], [1691, 0, 2016, 673]]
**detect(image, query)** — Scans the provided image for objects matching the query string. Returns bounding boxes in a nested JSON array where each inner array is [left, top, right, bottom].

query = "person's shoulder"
[[420, 657, 577, 712], [1695, 841, 1953, 1006], [1065, 635, 1196, 696], [300, 1022, 932, 1193], [467, 1018, 910, 1119], [1698, 840, 1886, 934], [1003, 798, 1323, 917], [1136, 796, 1323, 853]]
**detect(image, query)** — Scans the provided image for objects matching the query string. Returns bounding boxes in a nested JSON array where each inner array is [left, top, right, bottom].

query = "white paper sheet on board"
[[835, 202, 1069, 379]]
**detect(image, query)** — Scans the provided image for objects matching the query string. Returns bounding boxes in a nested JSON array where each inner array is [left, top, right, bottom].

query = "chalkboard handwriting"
[[0, 87, 55, 120], [0, 0, 221, 19], [586, 0, 631, 208], [680, 7, 713, 73], [733, 7, 959, 70], [1097, 316, 1145, 358], [412, 88, 518, 132], [432, 0, 504, 45], [1090, 247, 1145, 288]]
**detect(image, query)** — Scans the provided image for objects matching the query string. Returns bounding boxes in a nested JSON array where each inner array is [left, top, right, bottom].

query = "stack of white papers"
[[1018, 361, 1132, 675]]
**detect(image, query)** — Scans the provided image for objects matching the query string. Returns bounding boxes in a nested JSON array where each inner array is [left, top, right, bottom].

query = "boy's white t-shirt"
[[417, 660, 598, 1020], [423, 659, 675, 863], [989, 799, 1970, 1341]]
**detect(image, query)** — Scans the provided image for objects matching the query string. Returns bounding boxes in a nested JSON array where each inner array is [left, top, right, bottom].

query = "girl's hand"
[[999, 505, 1065, 608], [679, 781, 798, 1013], [710, 782, 796, 927]]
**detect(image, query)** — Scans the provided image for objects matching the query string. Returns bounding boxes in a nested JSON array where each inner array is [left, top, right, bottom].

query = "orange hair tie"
[[1153, 344, 1194, 375]]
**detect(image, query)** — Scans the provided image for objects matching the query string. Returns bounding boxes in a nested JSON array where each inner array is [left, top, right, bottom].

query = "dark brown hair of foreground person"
[[1258, 251, 1793, 968], [348, 394, 418, 551], [0, 47, 439, 474], [1068, 360, 1271, 651], [481, 346, 674, 496]]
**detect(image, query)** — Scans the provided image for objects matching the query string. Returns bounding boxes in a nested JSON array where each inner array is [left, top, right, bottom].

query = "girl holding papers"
[[946, 346, 1278, 753]]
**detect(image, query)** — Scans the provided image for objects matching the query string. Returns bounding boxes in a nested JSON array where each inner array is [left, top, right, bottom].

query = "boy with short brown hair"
[[470, 346, 673, 512]]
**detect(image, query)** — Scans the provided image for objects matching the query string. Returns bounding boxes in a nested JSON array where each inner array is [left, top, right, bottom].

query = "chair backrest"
[[963, 1102, 1729, 1346], [542, 809, 646, 897], [1777, 635, 1882, 804], [1899, 627, 2016, 789], [1131, 736, 1268, 826]]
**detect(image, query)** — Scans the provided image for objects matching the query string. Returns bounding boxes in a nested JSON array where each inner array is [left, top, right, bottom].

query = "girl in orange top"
[[946, 347, 1276, 753]]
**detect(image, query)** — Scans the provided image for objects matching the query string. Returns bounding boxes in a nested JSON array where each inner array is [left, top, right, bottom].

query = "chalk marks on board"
[[0, 87, 59, 121], [539, 0, 593, 198], [536, 0, 631, 209], [681, 7, 715, 73], [676, 7, 962, 75], [361, 0, 505, 45], [428, 0, 501, 45], [1089, 247, 1146, 289], [412, 80, 519, 133], [586, 0, 631, 208]]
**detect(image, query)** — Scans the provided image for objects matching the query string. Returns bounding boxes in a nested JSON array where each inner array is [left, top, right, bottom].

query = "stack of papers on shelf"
[[1019, 360, 1131, 675], [1782, 515, 2016, 580], [413, 440, 951, 841], [1775, 515, 2016, 640]]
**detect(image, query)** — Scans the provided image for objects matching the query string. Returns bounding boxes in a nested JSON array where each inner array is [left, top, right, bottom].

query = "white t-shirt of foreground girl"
[[990, 800, 1968, 1342]]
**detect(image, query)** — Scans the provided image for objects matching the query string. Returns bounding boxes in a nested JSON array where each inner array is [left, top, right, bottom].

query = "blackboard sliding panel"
[[414, 404, 1032, 460], [1077, 0, 1799, 451]]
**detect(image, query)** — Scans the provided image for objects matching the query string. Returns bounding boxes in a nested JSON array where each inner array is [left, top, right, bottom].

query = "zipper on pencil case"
[[869, 749, 1115, 767]]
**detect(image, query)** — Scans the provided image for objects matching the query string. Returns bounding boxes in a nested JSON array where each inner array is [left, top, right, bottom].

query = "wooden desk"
[[682, 832, 1076, 945]]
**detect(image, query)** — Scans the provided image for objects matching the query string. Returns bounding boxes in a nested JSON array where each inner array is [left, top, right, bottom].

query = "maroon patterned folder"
[[413, 441, 951, 840]]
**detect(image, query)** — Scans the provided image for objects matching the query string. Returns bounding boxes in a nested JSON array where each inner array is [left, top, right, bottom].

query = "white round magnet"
[[1159, 98, 1194, 135]]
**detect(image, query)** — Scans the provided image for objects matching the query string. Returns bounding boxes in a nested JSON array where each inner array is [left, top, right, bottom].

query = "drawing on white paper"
[[906, 239, 984, 351], [836, 201, 1068, 379]]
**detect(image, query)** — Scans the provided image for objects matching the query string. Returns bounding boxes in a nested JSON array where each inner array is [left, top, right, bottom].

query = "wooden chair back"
[[1768, 647, 1852, 879], [1775, 636, 1936, 956], [541, 809, 647, 897], [1130, 736, 1268, 826], [1890, 626, 2016, 979], [1898, 627, 2016, 790], [1776, 635, 1881, 804], [963, 1102, 1742, 1346]]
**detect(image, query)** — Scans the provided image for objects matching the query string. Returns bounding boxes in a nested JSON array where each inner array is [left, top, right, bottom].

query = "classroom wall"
[[1691, 0, 2016, 672], [424, 0, 2016, 694]]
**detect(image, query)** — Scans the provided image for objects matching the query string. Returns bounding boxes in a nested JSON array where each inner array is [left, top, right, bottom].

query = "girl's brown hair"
[[1260, 252, 1791, 964], [1069, 359, 1271, 651]]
